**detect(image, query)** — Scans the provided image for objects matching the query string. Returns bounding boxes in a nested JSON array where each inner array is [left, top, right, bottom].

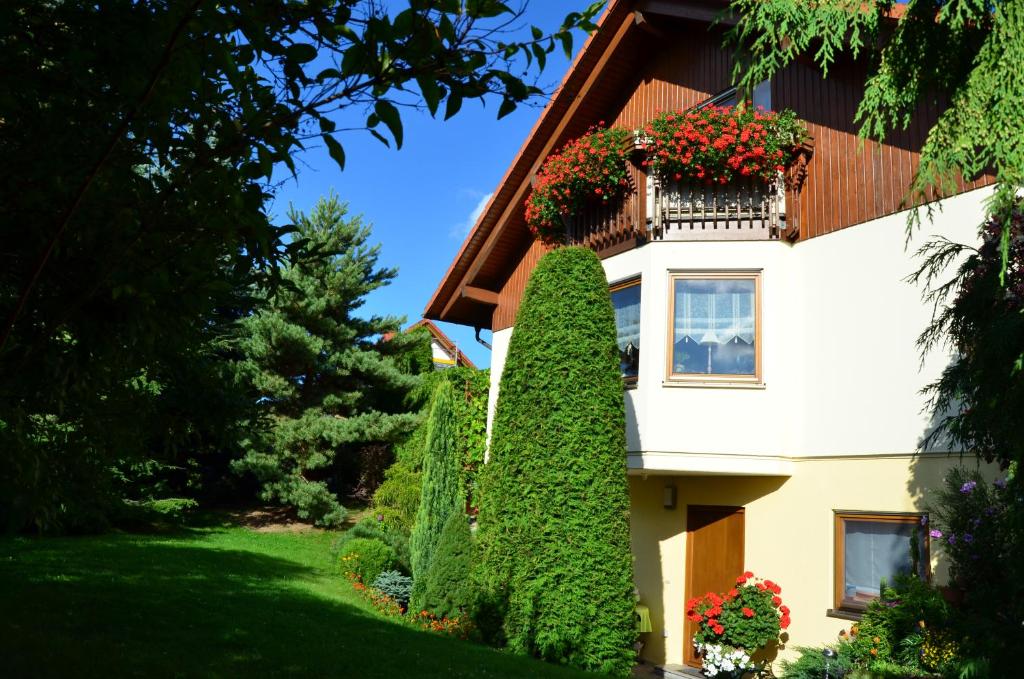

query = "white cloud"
[[451, 192, 493, 239]]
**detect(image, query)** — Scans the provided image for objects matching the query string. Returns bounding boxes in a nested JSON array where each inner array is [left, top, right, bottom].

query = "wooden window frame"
[[610, 276, 642, 386], [665, 270, 763, 386], [832, 511, 931, 614]]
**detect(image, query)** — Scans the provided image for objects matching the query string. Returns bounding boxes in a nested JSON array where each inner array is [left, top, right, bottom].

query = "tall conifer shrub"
[[409, 380, 462, 606], [477, 246, 635, 677]]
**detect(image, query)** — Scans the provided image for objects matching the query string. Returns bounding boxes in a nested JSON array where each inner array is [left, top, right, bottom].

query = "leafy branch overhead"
[[727, 0, 1024, 273], [0, 1, 602, 528]]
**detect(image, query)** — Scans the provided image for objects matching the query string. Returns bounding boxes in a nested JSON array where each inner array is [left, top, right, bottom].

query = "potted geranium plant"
[[686, 572, 790, 678], [641, 105, 805, 186], [524, 123, 633, 243]]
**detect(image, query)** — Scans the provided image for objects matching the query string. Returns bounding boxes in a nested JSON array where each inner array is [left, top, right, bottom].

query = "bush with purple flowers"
[[926, 466, 1022, 667]]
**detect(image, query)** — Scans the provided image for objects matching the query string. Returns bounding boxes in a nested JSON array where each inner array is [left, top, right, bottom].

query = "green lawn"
[[0, 517, 605, 678]]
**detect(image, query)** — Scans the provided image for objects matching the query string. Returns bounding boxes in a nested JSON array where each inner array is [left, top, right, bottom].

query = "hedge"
[[477, 246, 636, 677]]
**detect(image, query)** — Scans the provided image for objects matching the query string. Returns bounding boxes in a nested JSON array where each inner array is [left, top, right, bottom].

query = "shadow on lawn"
[[0, 534, 596, 679]]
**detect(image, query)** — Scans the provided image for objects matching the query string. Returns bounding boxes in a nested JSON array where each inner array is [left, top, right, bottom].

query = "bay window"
[[610, 277, 641, 383]]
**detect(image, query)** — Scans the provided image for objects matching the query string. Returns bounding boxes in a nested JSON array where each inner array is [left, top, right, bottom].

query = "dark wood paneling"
[[494, 239, 549, 331]]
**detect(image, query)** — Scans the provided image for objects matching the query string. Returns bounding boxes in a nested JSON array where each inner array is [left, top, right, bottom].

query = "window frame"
[[610, 275, 642, 386], [665, 270, 763, 385], [833, 511, 931, 614]]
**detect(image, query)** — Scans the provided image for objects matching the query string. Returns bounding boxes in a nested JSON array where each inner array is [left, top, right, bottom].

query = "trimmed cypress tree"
[[419, 512, 477, 620], [477, 246, 636, 677], [409, 380, 462, 607]]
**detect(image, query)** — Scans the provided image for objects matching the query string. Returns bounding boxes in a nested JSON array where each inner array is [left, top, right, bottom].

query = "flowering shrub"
[[411, 609, 475, 639], [693, 643, 754, 678], [345, 571, 474, 639], [641, 106, 804, 185], [524, 124, 633, 243], [686, 572, 788, 653]]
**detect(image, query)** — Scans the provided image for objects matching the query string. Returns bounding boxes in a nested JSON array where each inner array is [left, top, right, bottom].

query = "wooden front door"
[[684, 505, 745, 667]]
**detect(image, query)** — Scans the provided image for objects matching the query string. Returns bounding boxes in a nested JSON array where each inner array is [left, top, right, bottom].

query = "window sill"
[[826, 608, 863, 622], [624, 381, 638, 391], [662, 379, 766, 390]]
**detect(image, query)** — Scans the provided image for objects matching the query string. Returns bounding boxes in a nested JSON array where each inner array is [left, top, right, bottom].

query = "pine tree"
[[477, 247, 636, 678], [409, 380, 463, 608], [233, 194, 425, 526]]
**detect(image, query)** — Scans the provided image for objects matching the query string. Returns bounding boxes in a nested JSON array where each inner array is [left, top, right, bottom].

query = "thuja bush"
[[477, 246, 635, 677], [419, 512, 477, 620], [409, 381, 463, 606], [338, 537, 398, 585]]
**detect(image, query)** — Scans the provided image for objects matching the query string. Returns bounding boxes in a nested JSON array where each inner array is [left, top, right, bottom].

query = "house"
[[425, 0, 993, 670], [408, 319, 476, 370]]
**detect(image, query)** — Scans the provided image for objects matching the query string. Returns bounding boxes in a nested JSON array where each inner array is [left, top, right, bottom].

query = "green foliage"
[[372, 570, 414, 611], [372, 462, 423, 534], [0, 0, 600, 532], [418, 513, 477, 620], [850, 575, 951, 674], [409, 381, 463, 604], [925, 467, 1022, 667], [372, 366, 488, 535], [334, 517, 411, 573], [779, 643, 858, 679], [727, 0, 1024, 250], [339, 537, 398, 585], [477, 247, 636, 677], [232, 195, 424, 527]]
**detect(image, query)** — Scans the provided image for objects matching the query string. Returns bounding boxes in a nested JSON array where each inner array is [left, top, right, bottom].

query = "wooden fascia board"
[[438, 8, 638, 321]]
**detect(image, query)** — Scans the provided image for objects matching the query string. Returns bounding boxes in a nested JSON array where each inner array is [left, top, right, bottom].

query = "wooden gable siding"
[[488, 22, 993, 333], [773, 58, 994, 240]]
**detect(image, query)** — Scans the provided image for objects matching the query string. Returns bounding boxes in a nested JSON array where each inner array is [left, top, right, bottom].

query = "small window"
[[834, 512, 929, 612], [610, 278, 641, 383], [667, 272, 761, 383]]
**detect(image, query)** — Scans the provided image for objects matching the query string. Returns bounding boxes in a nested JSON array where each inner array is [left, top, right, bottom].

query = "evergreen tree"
[[477, 247, 635, 678], [419, 512, 477, 620], [409, 380, 463, 607], [233, 194, 424, 526]]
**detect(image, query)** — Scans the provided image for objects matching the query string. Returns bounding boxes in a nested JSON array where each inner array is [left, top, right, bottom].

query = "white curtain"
[[844, 520, 916, 601]]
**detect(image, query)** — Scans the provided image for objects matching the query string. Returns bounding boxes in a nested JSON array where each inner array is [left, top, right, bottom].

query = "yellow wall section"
[[628, 454, 991, 668]]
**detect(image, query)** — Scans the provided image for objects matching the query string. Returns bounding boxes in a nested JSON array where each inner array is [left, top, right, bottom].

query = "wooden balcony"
[[647, 176, 785, 241], [561, 164, 793, 256]]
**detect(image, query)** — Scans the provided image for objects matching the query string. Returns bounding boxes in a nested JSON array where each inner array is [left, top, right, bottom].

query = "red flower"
[[742, 607, 756, 618], [772, 584, 782, 595], [772, 596, 782, 607], [736, 575, 747, 585], [743, 571, 754, 578], [780, 605, 790, 615], [780, 615, 791, 630]]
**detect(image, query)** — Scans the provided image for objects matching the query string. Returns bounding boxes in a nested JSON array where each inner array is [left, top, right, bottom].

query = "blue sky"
[[268, 4, 598, 369]]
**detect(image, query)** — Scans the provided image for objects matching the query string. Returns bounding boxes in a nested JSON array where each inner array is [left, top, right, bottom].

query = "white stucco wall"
[[485, 187, 991, 468]]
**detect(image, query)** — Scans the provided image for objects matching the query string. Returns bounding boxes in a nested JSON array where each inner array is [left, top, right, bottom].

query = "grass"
[[0, 515, 606, 678]]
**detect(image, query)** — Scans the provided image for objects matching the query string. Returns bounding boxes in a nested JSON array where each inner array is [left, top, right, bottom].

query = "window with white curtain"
[[610, 278, 641, 383], [668, 273, 760, 381], [835, 513, 929, 612]]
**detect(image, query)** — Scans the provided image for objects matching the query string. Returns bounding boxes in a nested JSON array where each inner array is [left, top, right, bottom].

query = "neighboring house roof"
[[408, 319, 477, 369]]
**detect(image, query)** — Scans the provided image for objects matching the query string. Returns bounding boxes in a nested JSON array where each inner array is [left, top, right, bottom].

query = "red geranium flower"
[[742, 607, 756, 618]]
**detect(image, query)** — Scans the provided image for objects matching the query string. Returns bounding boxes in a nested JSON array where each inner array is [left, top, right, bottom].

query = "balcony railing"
[[646, 176, 785, 241]]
